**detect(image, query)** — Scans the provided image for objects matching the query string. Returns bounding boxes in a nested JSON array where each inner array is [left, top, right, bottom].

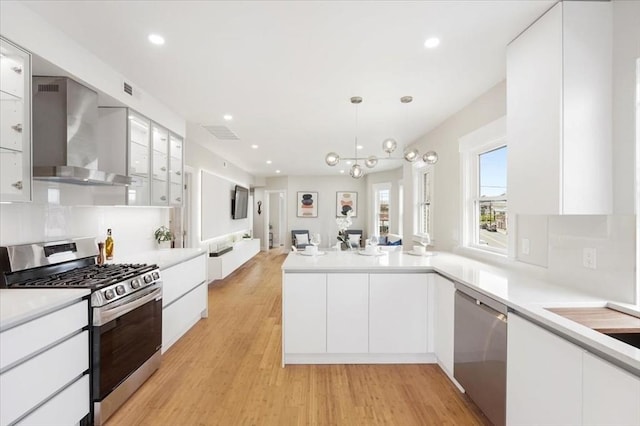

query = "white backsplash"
[[0, 182, 170, 257], [517, 214, 636, 303]]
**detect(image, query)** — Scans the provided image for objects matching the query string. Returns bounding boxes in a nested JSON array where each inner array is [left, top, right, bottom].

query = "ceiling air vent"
[[37, 84, 59, 92], [203, 125, 240, 140], [123, 82, 133, 96]]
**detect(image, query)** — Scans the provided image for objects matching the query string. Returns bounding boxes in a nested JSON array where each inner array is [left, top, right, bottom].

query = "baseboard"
[[283, 353, 436, 365]]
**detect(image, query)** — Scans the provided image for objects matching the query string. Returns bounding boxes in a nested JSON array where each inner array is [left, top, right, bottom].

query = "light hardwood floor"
[[106, 249, 490, 426]]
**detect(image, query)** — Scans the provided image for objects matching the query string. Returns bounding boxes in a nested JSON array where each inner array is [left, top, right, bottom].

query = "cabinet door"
[[169, 133, 183, 205], [582, 352, 640, 425], [506, 313, 583, 425], [0, 38, 31, 202], [327, 273, 368, 353], [369, 274, 428, 353], [151, 124, 169, 205], [434, 274, 455, 377], [283, 273, 326, 354], [127, 112, 150, 206]]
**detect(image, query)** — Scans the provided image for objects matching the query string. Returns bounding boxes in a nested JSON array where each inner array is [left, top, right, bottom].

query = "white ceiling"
[[22, 0, 554, 178]]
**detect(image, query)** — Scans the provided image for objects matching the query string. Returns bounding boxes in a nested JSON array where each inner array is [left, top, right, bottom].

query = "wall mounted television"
[[231, 185, 249, 219]]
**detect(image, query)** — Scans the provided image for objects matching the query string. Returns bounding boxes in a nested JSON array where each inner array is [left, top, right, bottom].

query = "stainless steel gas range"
[[0, 237, 162, 425]]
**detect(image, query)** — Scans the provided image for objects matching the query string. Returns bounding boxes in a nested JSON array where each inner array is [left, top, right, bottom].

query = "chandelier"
[[325, 96, 439, 179]]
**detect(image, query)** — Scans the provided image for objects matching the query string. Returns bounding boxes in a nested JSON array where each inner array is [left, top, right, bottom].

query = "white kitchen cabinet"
[[326, 273, 368, 353], [161, 253, 208, 353], [208, 239, 260, 282], [507, 1, 612, 215], [0, 38, 31, 202], [128, 110, 152, 206], [369, 274, 428, 354], [283, 273, 326, 354], [169, 133, 183, 205], [582, 352, 640, 426], [433, 274, 455, 379], [0, 299, 89, 426], [507, 313, 583, 425]]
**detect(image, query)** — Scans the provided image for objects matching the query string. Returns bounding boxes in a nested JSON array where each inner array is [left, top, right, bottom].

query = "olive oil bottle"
[[105, 229, 114, 260]]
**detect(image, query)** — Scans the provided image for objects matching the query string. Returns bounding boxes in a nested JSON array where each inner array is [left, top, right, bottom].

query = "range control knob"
[[131, 278, 141, 289], [143, 274, 153, 284], [152, 271, 160, 280], [116, 285, 126, 295], [104, 289, 115, 300]]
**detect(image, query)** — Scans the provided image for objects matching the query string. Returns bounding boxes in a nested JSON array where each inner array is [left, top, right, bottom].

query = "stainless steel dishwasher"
[[454, 283, 507, 426]]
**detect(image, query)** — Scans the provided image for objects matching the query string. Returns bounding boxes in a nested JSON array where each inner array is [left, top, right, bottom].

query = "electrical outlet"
[[521, 238, 530, 255], [583, 248, 597, 269]]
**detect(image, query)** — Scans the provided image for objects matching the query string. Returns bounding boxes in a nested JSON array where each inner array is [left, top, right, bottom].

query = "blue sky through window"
[[479, 146, 507, 197]]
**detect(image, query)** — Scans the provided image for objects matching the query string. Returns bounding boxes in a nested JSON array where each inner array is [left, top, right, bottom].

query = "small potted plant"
[[154, 225, 173, 249]]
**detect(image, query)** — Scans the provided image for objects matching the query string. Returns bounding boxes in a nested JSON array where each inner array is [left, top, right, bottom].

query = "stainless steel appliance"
[[0, 237, 162, 425], [454, 283, 507, 426], [31, 76, 132, 186]]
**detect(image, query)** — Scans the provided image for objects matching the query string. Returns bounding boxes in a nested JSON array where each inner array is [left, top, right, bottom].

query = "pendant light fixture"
[[325, 96, 438, 178]]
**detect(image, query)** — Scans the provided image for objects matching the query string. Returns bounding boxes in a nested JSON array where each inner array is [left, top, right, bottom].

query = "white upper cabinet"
[[507, 1, 612, 215], [0, 38, 31, 202]]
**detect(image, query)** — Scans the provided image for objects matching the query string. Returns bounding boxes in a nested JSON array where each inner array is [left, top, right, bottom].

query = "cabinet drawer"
[[0, 95, 24, 151], [1, 300, 88, 370], [17, 374, 89, 426], [0, 149, 25, 195], [0, 331, 89, 426], [0, 54, 25, 98], [162, 254, 206, 307]]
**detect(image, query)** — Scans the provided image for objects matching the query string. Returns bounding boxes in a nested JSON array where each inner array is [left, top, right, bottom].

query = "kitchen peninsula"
[[282, 249, 640, 423]]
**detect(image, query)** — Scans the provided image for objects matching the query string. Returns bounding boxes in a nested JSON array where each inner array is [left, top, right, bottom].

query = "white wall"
[[185, 122, 255, 249], [0, 181, 169, 257], [612, 0, 640, 215], [402, 81, 507, 251], [285, 175, 367, 248], [0, 1, 185, 135]]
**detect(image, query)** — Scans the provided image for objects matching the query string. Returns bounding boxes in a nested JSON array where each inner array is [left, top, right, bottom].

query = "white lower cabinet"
[[369, 274, 428, 354], [327, 273, 368, 353], [283, 273, 327, 354], [582, 352, 640, 426], [161, 254, 208, 353], [433, 274, 455, 378], [507, 313, 583, 425], [18, 374, 90, 426]]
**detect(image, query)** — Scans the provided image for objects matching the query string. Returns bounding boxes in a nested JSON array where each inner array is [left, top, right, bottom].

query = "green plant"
[[154, 225, 173, 244]]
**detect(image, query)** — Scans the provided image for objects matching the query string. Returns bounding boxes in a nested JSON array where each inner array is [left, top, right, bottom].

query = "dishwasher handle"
[[455, 286, 508, 318]]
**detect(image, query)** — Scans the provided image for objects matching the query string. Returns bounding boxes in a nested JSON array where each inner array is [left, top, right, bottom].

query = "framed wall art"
[[336, 191, 357, 217], [297, 191, 318, 217]]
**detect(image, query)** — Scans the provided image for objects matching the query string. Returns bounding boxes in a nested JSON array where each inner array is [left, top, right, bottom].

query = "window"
[[460, 116, 508, 255], [372, 183, 391, 236], [413, 163, 434, 239]]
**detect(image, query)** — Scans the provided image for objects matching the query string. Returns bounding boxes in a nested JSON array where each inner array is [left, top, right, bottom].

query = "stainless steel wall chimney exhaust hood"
[[32, 77, 132, 186]]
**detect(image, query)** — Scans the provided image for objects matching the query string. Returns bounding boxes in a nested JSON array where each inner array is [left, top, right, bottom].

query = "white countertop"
[[282, 249, 640, 376], [0, 289, 90, 332], [107, 248, 205, 270]]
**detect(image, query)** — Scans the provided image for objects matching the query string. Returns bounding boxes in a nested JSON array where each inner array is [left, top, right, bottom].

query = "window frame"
[[372, 182, 391, 237], [413, 162, 435, 242], [459, 116, 507, 256]]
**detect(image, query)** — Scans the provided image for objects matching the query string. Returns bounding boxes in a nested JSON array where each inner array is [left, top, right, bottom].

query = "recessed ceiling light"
[[424, 37, 440, 49], [275, 170, 281, 174], [266, 160, 272, 164], [346, 161, 352, 165], [148, 34, 165, 46], [357, 145, 363, 150], [251, 144, 259, 149], [223, 114, 233, 121], [340, 170, 345, 174]]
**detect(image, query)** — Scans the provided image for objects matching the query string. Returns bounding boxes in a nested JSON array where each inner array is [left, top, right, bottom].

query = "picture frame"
[[336, 191, 357, 217], [296, 191, 318, 217]]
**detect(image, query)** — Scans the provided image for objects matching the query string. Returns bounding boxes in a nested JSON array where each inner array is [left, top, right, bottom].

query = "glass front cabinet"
[[0, 38, 31, 202], [127, 112, 183, 207]]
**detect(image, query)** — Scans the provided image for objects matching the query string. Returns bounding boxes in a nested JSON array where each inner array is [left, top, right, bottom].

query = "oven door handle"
[[94, 284, 162, 326]]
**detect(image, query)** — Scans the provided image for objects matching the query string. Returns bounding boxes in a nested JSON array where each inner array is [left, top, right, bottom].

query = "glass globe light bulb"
[[382, 138, 397, 154], [350, 164, 363, 179], [364, 155, 378, 168], [403, 148, 419, 162], [423, 151, 439, 164], [325, 152, 340, 166]]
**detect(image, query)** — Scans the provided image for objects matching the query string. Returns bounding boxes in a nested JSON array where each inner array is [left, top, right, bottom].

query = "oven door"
[[92, 283, 162, 401]]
